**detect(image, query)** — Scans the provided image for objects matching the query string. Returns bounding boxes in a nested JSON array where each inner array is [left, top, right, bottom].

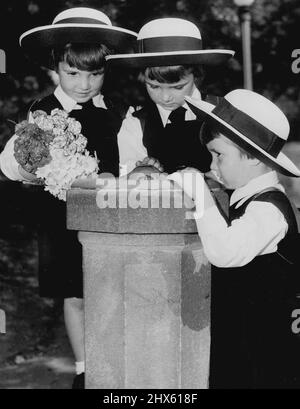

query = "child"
[[0, 7, 137, 389], [169, 89, 300, 389], [106, 18, 235, 176]]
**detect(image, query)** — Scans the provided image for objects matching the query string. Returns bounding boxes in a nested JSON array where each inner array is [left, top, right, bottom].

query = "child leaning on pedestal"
[[106, 18, 234, 176], [169, 89, 300, 389], [0, 7, 137, 389]]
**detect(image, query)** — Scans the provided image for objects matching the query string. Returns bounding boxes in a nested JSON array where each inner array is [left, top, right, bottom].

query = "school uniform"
[[107, 16, 234, 177], [118, 87, 213, 175], [0, 86, 121, 179], [194, 171, 300, 388], [0, 85, 123, 298]]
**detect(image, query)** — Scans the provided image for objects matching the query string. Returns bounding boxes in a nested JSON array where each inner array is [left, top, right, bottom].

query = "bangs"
[[200, 120, 220, 145], [52, 43, 111, 71], [144, 65, 193, 84], [200, 120, 238, 146], [200, 120, 256, 159]]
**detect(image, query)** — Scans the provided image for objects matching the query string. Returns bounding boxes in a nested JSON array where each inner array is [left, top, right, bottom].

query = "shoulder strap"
[[244, 187, 299, 234], [103, 95, 129, 121], [239, 187, 300, 266], [132, 107, 146, 134], [204, 94, 221, 105], [132, 101, 158, 136], [246, 187, 279, 202], [29, 94, 63, 116]]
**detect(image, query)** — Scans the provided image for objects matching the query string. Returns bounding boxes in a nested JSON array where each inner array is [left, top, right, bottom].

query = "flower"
[[14, 109, 99, 201], [14, 122, 54, 173], [67, 117, 82, 135]]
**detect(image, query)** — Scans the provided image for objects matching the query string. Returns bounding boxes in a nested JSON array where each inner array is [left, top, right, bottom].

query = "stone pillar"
[[67, 172, 227, 389]]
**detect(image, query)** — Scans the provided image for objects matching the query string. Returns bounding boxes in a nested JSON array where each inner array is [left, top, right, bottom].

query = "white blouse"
[[117, 86, 202, 176], [194, 171, 289, 268]]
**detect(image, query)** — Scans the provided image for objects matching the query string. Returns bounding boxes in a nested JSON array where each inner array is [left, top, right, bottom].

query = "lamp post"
[[234, 0, 255, 90]]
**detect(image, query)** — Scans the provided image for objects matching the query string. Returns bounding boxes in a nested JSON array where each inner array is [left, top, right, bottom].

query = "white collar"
[[230, 171, 285, 208], [156, 86, 201, 127], [54, 85, 107, 112]]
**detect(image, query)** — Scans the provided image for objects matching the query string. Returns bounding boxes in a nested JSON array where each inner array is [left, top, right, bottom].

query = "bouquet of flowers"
[[14, 108, 98, 201]]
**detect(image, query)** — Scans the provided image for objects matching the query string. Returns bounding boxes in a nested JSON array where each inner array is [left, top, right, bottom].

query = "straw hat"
[[20, 7, 138, 68], [106, 18, 234, 68], [185, 89, 300, 177]]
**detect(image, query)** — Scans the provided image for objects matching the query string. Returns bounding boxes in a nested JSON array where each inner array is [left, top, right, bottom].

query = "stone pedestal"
[[67, 173, 227, 389]]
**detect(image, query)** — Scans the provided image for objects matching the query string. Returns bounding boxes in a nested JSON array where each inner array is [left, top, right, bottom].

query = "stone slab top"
[[67, 169, 228, 234], [67, 187, 198, 234]]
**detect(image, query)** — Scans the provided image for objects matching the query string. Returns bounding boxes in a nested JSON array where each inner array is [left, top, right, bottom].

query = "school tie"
[[77, 99, 95, 112], [168, 106, 186, 124]]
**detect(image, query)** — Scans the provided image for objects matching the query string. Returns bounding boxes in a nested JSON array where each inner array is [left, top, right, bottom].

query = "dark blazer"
[[132, 95, 219, 174], [32, 93, 122, 177], [210, 189, 300, 389]]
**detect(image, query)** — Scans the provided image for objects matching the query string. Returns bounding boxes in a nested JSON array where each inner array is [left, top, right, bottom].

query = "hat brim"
[[20, 24, 137, 68], [185, 96, 300, 178], [106, 49, 235, 68]]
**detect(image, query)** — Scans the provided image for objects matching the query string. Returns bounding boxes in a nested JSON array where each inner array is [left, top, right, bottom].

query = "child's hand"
[[204, 170, 224, 185], [71, 175, 98, 189], [167, 168, 204, 201], [18, 165, 38, 182], [135, 157, 164, 172]]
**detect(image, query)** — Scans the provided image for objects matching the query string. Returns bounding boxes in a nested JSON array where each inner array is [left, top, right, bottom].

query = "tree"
[[1, 0, 300, 147]]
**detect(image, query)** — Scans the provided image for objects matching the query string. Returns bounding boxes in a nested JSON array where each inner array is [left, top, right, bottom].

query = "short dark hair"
[[139, 65, 205, 86], [201, 120, 256, 159], [51, 43, 111, 71]]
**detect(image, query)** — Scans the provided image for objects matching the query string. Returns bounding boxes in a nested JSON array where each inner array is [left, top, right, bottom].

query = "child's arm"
[[135, 157, 164, 172], [18, 165, 38, 181], [0, 111, 37, 182], [168, 169, 288, 268], [168, 167, 215, 212], [0, 134, 34, 181], [118, 114, 148, 176]]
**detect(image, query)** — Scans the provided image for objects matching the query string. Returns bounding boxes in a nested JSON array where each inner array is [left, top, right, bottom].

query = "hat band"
[[213, 98, 285, 158], [137, 36, 202, 53], [55, 17, 108, 25]]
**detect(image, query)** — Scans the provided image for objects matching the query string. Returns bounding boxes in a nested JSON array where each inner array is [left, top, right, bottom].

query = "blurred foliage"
[[0, 0, 300, 151]]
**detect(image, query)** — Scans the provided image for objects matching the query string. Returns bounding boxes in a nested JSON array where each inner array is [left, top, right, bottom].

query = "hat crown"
[[52, 7, 112, 26], [138, 18, 201, 40], [225, 89, 290, 141]]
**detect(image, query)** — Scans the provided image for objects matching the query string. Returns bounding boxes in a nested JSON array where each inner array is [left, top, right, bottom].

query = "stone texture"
[[67, 173, 227, 389], [79, 232, 210, 389]]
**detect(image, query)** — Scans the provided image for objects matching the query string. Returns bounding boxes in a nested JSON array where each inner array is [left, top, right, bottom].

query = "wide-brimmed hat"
[[20, 7, 138, 68], [185, 90, 300, 177], [106, 18, 234, 68]]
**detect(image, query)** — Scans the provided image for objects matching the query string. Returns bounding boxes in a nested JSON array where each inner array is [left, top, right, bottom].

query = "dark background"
[[1, 0, 300, 148]]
